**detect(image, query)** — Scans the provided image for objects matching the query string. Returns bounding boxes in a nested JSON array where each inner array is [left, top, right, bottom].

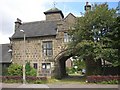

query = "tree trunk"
[[85, 56, 102, 76]]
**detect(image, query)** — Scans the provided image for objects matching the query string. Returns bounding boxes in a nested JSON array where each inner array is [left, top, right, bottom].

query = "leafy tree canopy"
[[68, 3, 119, 66]]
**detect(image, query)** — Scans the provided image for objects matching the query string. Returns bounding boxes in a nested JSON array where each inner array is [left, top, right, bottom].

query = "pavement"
[[0, 83, 119, 90]]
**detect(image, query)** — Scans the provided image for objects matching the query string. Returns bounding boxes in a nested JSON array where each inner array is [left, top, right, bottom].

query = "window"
[[64, 32, 71, 42], [42, 63, 51, 69], [33, 63, 37, 69], [42, 41, 53, 56], [42, 63, 46, 69]]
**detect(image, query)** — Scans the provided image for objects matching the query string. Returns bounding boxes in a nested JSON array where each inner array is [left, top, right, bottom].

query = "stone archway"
[[53, 50, 102, 79], [53, 50, 72, 79]]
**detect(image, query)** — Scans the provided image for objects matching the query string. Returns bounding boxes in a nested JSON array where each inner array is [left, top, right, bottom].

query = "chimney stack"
[[84, 2, 91, 12], [15, 18, 22, 32]]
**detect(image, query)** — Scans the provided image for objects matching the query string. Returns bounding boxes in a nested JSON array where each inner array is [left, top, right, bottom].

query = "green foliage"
[[73, 59, 86, 71], [7, 63, 22, 76], [25, 62, 31, 76], [98, 80, 119, 84], [68, 3, 119, 67], [25, 62, 37, 76], [29, 68, 37, 76], [66, 59, 86, 74], [34, 80, 42, 84], [2, 76, 47, 84], [25, 62, 31, 72], [66, 67, 76, 74], [7, 62, 37, 77]]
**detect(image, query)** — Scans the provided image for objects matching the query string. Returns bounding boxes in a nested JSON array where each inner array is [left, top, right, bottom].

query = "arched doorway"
[[54, 55, 71, 79], [53, 50, 102, 79]]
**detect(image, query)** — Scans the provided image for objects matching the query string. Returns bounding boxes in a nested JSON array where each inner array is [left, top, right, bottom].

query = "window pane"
[[42, 63, 51, 69], [49, 50, 52, 56], [33, 63, 37, 69], [42, 41, 53, 56], [43, 50, 46, 56], [49, 42, 52, 49], [43, 43, 47, 49], [64, 32, 68, 42], [64, 32, 71, 42], [47, 42, 52, 49], [46, 63, 51, 69], [42, 63, 46, 69]]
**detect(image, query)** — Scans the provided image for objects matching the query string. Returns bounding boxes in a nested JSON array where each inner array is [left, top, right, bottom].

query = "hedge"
[[87, 75, 120, 83], [0, 76, 47, 83]]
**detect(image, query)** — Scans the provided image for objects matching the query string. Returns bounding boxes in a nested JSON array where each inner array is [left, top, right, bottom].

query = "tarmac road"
[[0, 83, 119, 90]]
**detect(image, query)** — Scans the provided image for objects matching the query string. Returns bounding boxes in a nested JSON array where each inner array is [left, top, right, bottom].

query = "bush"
[[7, 64, 22, 76], [25, 62, 31, 76], [29, 68, 37, 76], [100, 80, 119, 84], [66, 67, 76, 74], [1, 76, 23, 83], [26, 76, 47, 83], [8, 62, 37, 77], [87, 75, 120, 84], [25, 62, 37, 76], [1, 76, 47, 83]]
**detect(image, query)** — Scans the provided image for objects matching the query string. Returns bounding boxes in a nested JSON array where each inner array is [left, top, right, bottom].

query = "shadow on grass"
[[61, 75, 86, 82], [48, 75, 87, 84]]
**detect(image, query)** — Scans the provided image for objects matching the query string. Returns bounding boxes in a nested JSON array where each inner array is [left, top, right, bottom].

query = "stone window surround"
[[42, 41, 53, 57]]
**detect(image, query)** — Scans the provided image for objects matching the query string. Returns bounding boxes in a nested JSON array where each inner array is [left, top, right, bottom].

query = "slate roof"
[[0, 44, 11, 63], [12, 20, 58, 39]]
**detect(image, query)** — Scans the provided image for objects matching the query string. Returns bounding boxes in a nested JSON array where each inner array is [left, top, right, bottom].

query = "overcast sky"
[[0, 0, 119, 44]]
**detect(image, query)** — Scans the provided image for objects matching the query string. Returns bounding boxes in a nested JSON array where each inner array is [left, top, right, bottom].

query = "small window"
[[46, 63, 51, 69], [33, 63, 37, 69], [42, 63, 51, 69], [64, 32, 71, 42], [42, 63, 46, 69]]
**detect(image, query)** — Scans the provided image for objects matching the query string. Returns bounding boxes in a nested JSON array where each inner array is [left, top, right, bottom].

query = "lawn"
[[47, 75, 87, 84]]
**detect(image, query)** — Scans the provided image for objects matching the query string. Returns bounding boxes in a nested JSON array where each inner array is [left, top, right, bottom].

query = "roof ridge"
[[1, 43, 10, 45], [22, 20, 45, 24], [64, 13, 76, 20], [44, 7, 61, 13], [22, 20, 59, 25]]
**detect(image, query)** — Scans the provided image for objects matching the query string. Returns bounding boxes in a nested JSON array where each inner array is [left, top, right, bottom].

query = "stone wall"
[[46, 13, 63, 21], [11, 13, 76, 77]]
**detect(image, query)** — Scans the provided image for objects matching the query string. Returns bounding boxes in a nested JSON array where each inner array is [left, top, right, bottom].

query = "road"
[[0, 83, 119, 90]]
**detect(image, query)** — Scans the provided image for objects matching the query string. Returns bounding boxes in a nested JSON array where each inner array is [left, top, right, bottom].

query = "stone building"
[[0, 44, 12, 76], [10, 7, 76, 78], [66, 59, 73, 68]]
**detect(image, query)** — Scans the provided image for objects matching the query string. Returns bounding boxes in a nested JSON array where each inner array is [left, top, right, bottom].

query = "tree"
[[68, 3, 118, 75], [25, 62, 31, 76], [25, 62, 37, 76], [100, 16, 119, 66], [7, 63, 22, 76]]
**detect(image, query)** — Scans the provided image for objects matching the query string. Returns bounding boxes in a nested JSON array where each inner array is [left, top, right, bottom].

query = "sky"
[[0, 0, 119, 44]]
